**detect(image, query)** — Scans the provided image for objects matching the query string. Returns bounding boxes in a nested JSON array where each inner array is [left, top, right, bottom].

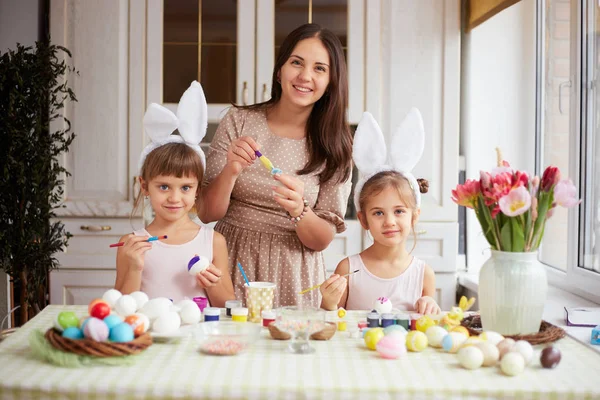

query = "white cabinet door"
[[435, 273, 457, 312], [50, 270, 116, 305], [50, 0, 145, 218], [255, 0, 365, 123], [323, 220, 363, 274], [372, 0, 460, 222]]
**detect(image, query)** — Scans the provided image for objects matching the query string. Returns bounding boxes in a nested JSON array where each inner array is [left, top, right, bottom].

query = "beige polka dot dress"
[[203, 107, 352, 308]]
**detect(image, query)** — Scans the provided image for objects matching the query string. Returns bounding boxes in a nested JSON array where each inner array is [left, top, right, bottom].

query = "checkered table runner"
[[0, 305, 599, 400]]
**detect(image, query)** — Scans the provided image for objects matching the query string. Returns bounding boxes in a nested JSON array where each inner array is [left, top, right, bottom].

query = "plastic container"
[[261, 310, 276, 327], [193, 296, 208, 312], [231, 307, 248, 322], [381, 313, 394, 328], [203, 307, 220, 322], [225, 300, 242, 317], [367, 311, 380, 328], [194, 321, 261, 355]]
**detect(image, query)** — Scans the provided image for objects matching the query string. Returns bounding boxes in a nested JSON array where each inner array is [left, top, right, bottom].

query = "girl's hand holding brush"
[[319, 273, 349, 311]]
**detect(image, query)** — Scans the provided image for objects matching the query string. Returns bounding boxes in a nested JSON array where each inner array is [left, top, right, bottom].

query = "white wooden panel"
[[365, 0, 382, 122], [347, 0, 365, 124], [50, 270, 116, 305], [435, 272, 456, 311], [323, 220, 363, 273], [381, 0, 460, 222], [238, 1, 256, 106], [256, 0, 275, 103], [146, 0, 162, 106]]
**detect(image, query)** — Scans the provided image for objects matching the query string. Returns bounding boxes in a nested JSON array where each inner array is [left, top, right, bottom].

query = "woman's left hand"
[[272, 173, 305, 217], [414, 296, 441, 315], [195, 265, 222, 288]]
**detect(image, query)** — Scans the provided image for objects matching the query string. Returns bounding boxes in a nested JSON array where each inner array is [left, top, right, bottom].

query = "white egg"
[[476, 342, 500, 367], [512, 340, 534, 364], [140, 297, 172, 320], [129, 291, 149, 311], [425, 326, 448, 348], [442, 332, 468, 353], [102, 289, 122, 308], [115, 294, 137, 316], [175, 299, 197, 312], [188, 256, 210, 275], [373, 298, 393, 314], [457, 345, 484, 370], [152, 311, 181, 334], [480, 331, 505, 346], [497, 338, 516, 359], [179, 303, 201, 324], [500, 351, 525, 376]]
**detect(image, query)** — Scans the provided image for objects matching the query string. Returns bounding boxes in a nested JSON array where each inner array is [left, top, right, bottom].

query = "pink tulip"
[[554, 179, 581, 208], [451, 179, 481, 208], [541, 166, 561, 192], [530, 196, 538, 222], [498, 186, 532, 216]]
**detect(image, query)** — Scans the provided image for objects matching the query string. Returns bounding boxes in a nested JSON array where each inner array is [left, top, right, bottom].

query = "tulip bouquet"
[[452, 161, 580, 252]]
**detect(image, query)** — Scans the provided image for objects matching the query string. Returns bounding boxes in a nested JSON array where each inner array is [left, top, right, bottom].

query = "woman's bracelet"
[[287, 198, 309, 225]]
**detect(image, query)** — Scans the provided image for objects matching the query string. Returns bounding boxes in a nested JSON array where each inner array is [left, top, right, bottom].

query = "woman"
[[198, 23, 353, 308]]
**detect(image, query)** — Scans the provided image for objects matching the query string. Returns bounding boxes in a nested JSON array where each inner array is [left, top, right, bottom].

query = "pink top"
[[345, 254, 425, 311], [135, 226, 213, 303]]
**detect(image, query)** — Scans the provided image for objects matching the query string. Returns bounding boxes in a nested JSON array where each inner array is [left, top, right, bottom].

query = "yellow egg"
[[337, 308, 347, 318], [451, 326, 470, 337], [364, 328, 385, 350], [406, 331, 428, 352], [480, 331, 505, 346], [460, 336, 483, 348], [415, 316, 435, 333]]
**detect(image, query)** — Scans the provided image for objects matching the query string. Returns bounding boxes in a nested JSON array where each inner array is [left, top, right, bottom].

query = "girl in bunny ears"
[[114, 81, 235, 307], [320, 109, 441, 315]]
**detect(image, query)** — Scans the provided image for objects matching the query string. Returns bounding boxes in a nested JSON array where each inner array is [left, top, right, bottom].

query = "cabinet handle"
[[262, 83, 268, 102], [416, 230, 427, 235], [80, 225, 112, 232], [242, 81, 248, 105], [132, 175, 140, 204], [558, 80, 571, 115]]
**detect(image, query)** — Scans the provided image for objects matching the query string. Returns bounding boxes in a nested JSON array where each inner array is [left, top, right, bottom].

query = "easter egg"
[[512, 340, 534, 364], [406, 330, 428, 352], [109, 322, 135, 342], [457, 345, 484, 370], [54, 311, 79, 332], [480, 331, 504, 346], [129, 291, 149, 311], [152, 311, 181, 334], [376, 335, 407, 359], [476, 342, 500, 367], [337, 308, 347, 318], [496, 338, 516, 359], [188, 255, 210, 275], [179, 303, 201, 324], [83, 317, 109, 342], [451, 326, 470, 337], [441, 332, 467, 353], [103, 314, 123, 331], [88, 298, 105, 314], [384, 324, 407, 336], [461, 336, 483, 348], [140, 297, 172, 320], [125, 313, 149, 336], [115, 294, 137, 316], [79, 317, 91, 331], [426, 326, 448, 348], [416, 316, 435, 333], [540, 346, 561, 369], [90, 301, 111, 320], [62, 326, 84, 340], [500, 351, 525, 376], [373, 297, 393, 314], [364, 327, 385, 350], [102, 289, 122, 308]]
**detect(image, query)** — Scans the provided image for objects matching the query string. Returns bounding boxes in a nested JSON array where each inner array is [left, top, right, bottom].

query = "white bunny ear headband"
[[138, 81, 208, 174], [353, 108, 425, 212]]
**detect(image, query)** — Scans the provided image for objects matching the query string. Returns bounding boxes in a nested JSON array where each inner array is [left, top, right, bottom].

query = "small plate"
[[149, 324, 197, 342]]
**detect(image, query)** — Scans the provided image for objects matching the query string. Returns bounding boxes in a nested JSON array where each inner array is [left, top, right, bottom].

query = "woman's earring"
[[144, 194, 149, 200]]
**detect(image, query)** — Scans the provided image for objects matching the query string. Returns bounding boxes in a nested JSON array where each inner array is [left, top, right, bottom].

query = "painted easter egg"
[[83, 317, 109, 342], [79, 317, 91, 331], [425, 326, 448, 348], [125, 313, 149, 336], [376, 335, 407, 359], [500, 351, 525, 376], [62, 326, 84, 340], [103, 314, 123, 331], [179, 303, 201, 324], [109, 322, 135, 342], [540, 346, 561, 369], [512, 340, 534, 364], [406, 331, 428, 352], [450, 325, 470, 337], [476, 342, 500, 367], [54, 311, 79, 332], [461, 336, 483, 348], [364, 327, 385, 350], [337, 308, 347, 318], [101, 289, 122, 308], [129, 291, 149, 311], [441, 332, 467, 353], [457, 345, 484, 370], [384, 324, 407, 336], [90, 301, 111, 320], [115, 294, 137, 316], [479, 331, 504, 346], [496, 338, 516, 359], [152, 311, 181, 334], [373, 297, 393, 314], [188, 255, 210, 275], [415, 316, 435, 333], [88, 298, 108, 315]]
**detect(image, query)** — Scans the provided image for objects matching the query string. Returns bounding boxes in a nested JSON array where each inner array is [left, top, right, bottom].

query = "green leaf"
[[510, 217, 525, 252], [500, 221, 512, 252]]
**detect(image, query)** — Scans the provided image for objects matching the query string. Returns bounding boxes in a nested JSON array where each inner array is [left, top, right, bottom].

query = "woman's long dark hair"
[[235, 23, 352, 185]]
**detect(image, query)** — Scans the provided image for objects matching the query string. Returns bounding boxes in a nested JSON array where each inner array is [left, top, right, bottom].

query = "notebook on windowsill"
[[564, 307, 600, 327]]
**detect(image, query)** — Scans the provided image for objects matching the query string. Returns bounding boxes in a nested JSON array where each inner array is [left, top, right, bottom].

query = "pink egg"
[[376, 335, 407, 359], [83, 317, 109, 342]]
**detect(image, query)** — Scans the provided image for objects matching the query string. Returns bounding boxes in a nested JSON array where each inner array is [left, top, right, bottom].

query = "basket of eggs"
[[46, 291, 153, 357]]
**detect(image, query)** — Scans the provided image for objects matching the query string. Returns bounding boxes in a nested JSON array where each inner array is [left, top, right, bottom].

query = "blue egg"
[[62, 326, 84, 340], [384, 325, 407, 335], [109, 322, 134, 343], [103, 314, 123, 331]]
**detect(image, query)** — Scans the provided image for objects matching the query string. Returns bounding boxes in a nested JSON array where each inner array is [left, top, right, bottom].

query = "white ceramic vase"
[[478, 251, 548, 335]]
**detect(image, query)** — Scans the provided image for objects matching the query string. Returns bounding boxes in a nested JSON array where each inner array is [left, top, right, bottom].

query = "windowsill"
[[458, 271, 600, 353]]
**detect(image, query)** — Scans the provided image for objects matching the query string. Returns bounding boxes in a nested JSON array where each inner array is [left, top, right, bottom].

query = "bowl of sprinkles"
[[194, 321, 261, 356]]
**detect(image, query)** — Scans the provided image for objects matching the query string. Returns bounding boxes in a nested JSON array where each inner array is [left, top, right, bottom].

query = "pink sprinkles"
[[201, 339, 246, 356]]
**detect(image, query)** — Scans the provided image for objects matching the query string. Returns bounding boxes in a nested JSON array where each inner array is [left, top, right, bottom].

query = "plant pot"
[[478, 250, 547, 335]]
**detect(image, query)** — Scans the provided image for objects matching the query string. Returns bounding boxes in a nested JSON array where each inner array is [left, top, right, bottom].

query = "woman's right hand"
[[319, 274, 347, 310], [119, 235, 153, 272], [226, 136, 260, 176]]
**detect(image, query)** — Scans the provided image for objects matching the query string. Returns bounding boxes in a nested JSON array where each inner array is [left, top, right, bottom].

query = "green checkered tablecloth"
[[1, 305, 599, 400]]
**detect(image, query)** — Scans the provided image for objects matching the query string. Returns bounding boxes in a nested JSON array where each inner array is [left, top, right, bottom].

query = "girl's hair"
[[131, 142, 204, 216], [359, 171, 429, 252], [235, 23, 352, 185]]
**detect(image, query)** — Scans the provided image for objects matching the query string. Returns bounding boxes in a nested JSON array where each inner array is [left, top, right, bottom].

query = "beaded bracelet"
[[287, 198, 309, 225]]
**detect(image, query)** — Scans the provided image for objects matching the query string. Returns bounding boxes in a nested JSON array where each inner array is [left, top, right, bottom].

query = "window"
[[537, 0, 600, 298]]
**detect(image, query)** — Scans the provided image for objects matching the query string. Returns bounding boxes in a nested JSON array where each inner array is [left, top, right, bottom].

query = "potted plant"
[[451, 152, 580, 335], [0, 41, 76, 325]]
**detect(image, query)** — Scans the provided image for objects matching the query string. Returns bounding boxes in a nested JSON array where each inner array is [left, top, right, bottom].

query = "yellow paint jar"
[[337, 321, 347, 331], [231, 307, 248, 322]]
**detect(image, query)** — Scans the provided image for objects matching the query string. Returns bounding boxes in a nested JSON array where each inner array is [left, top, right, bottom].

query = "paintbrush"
[[109, 235, 167, 248], [298, 269, 359, 295]]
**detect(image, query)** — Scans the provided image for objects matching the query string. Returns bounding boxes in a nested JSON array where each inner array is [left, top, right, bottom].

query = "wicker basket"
[[45, 329, 152, 357], [461, 315, 566, 345], [267, 321, 337, 341]]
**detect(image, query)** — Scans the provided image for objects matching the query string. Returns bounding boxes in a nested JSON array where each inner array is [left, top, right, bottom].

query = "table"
[[1, 305, 599, 400]]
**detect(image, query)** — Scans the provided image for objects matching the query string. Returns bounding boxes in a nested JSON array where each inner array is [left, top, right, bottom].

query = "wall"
[[461, 0, 537, 271], [0, 0, 42, 327]]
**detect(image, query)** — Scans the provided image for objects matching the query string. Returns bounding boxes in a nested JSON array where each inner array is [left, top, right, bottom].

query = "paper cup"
[[244, 282, 276, 323]]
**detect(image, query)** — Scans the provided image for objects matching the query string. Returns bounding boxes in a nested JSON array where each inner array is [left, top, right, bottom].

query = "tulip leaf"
[[500, 221, 512, 252], [510, 217, 525, 252]]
